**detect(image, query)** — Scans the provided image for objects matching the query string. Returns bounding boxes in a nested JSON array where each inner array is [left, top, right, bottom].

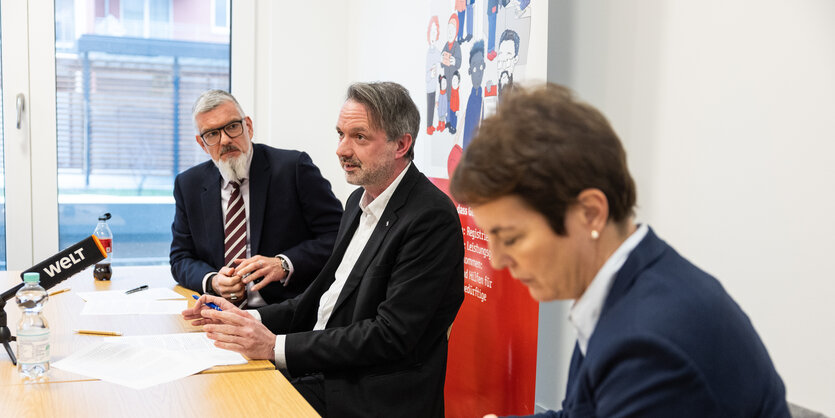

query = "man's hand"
[[201, 307, 277, 360], [182, 294, 251, 326], [235, 255, 288, 293], [211, 266, 245, 301]]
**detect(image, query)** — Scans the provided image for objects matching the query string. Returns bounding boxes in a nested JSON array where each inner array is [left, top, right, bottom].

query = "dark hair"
[[469, 40, 485, 64], [345, 82, 420, 160], [499, 29, 520, 56], [450, 83, 636, 235]]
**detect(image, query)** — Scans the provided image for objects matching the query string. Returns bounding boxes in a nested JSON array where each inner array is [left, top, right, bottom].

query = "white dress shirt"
[[266, 162, 412, 369], [568, 223, 649, 355]]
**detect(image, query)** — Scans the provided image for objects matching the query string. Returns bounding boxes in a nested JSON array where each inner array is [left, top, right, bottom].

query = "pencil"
[[74, 329, 122, 336], [48, 288, 71, 296]]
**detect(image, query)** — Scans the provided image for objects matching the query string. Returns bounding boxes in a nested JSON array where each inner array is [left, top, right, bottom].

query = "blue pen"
[[192, 294, 222, 311]]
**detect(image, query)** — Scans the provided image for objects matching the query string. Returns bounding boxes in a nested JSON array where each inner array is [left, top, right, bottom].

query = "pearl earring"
[[591, 230, 599, 240]]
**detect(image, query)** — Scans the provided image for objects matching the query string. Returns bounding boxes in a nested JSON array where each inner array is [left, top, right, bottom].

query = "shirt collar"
[[359, 162, 411, 221], [568, 223, 649, 355]]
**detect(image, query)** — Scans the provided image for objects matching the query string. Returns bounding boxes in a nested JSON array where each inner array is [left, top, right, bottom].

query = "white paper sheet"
[[76, 287, 185, 302], [52, 341, 211, 389], [52, 333, 247, 390], [80, 299, 187, 315], [109, 332, 246, 366]]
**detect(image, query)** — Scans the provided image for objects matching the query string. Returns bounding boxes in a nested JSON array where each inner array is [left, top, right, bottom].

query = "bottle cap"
[[23, 272, 40, 283], [98, 212, 112, 221]]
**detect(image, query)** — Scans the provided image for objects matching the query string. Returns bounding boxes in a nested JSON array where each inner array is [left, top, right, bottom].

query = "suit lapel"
[[601, 227, 667, 316], [331, 165, 420, 314], [200, 165, 224, 268], [248, 145, 269, 255], [565, 342, 585, 396], [334, 190, 363, 247], [322, 199, 362, 290]]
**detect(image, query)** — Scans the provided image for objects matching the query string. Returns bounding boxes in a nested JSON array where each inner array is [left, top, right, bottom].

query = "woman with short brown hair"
[[451, 83, 788, 417]]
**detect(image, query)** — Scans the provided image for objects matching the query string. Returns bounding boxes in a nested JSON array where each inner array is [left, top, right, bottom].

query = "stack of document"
[[77, 287, 187, 315], [53, 332, 247, 389]]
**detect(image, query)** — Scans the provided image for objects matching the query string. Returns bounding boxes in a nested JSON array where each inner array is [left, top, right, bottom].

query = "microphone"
[[0, 235, 107, 302], [0, 235, 107, 365]]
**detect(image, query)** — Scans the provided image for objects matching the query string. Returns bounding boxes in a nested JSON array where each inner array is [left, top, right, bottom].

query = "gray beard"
[[213, 146, 251, 183]]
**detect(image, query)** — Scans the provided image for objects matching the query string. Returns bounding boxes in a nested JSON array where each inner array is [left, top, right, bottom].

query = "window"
[[56, 0, 231, 265], [212, 0, 231, 34]]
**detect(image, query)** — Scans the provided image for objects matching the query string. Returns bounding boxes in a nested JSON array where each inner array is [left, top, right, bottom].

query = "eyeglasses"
[[200, 120, 244, 146]]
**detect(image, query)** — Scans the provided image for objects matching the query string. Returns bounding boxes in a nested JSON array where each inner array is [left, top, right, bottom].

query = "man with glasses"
[[170, 90, 343, 307]]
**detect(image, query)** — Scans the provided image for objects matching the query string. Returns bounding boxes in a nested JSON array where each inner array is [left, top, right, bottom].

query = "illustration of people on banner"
[[424, 0, 531, 171]]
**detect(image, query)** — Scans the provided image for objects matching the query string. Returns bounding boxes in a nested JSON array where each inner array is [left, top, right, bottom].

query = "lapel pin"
[[385, 220, 390, 227]]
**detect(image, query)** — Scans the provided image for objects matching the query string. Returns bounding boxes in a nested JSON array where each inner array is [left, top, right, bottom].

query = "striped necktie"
[[224, 181, 247, 266]]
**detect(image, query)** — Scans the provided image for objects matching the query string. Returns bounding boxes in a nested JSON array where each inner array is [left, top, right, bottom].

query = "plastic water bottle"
[[93, 212, 113, 280], [15, 272, 50, 381]]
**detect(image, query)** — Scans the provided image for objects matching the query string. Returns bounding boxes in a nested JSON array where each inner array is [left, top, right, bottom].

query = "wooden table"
[[0, 265, 318, 417], [0, 370, 318, 417]]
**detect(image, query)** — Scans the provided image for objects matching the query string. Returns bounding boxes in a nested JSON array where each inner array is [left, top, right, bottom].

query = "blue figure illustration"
[[455, 0, 475, 43], [455, 0, 466, 42], [465, 0, 475, 41], [463, 40, 485, 149], [437, 74, 449, 132], [486, 0, 498, 60]]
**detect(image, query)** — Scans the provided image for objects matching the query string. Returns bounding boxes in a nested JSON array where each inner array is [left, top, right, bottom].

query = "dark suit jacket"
[[257, 164, 465, 418], [170, 143, 343, 304], [525, 228, 789, 418]]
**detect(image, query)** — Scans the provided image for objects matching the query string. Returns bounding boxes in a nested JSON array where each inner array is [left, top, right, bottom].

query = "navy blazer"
[[169, 143, 343, 304], [526, 228, 789, 417], [257, 164, 465, 418]]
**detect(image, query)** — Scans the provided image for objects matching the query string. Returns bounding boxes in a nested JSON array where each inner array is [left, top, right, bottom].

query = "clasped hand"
[[234, 255, 288, 292], [212, 255, 288, 301]]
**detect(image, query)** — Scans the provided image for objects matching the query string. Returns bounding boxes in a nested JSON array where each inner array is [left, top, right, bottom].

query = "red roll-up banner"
[[422, 1, 538, 414], [432, 174, 539, 417]]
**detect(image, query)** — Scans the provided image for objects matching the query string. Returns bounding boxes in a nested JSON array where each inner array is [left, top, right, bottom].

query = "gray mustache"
[[340, 157, 361, 167], [220, 145, 240, 156]]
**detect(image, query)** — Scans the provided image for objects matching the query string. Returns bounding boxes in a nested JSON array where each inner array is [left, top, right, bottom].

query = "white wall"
[[655, 3, 835, 414], [250, 1, 353, 202], [251, 0, 430, 204], [253, 0, 835, 415], [553, 1, 835, 415]]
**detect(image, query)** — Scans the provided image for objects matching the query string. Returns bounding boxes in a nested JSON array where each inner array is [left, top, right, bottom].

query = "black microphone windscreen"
[[19, 235, 107, 291]]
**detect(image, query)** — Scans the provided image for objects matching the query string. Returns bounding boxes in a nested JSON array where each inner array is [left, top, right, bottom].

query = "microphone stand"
[[0, 298, 16, 365], [0, 284, 23, 365]]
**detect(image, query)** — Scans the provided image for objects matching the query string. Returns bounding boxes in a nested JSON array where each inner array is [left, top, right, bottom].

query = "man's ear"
[[244, 116, 254, 138], [195, 135, 209, 154], [575, 188, 609, 234], [394, 134, 413, 159]]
